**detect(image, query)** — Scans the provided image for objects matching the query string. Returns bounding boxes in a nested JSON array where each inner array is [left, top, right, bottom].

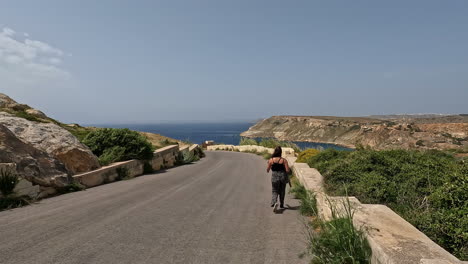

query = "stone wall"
[[72, 145, 182, 188], [2, 144, 202, 199], [287, 157, 465, 264], [207, 144, 295, 157]]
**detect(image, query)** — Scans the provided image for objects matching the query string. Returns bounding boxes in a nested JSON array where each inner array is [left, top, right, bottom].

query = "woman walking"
[[266, 146, 290, 212]]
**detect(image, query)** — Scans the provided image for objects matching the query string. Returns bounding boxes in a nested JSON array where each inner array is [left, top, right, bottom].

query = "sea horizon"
[[88, 122, 351, 151]]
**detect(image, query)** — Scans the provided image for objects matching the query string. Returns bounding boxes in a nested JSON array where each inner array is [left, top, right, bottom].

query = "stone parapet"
[[72, 145, 182, 188], [207, 144, 295, 157]]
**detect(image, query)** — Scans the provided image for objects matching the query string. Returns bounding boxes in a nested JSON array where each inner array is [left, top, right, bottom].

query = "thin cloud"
[[0, 26, 70, 84]]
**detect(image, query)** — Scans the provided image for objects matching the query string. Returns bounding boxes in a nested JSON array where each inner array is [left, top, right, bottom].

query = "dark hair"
[[272, 146, 282, 158]]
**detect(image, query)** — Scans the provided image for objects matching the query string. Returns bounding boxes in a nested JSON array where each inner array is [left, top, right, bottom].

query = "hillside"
[[0, 93, 182, 189], [241, 115, 468, 151]]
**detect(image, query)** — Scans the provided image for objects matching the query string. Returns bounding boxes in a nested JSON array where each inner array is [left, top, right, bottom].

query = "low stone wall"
[[207, 144, 295, 157], [73, 145, 181, 188], [287, 157, 465, 264]]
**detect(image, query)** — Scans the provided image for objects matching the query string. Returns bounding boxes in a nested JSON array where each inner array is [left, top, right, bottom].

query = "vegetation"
[[290, 179, 371, 263], [308, 148, 467, 259], [13, 110, 45, 123], [239, 137, 258, 145], [0, 169, 31, 211], [239, 137, 302, 153], [289, 177, 317, 216], [62, 125, 94, 142], [83, 128, 154, 165], [307, 198, 371, 264], [0, 169, 19, 196], [0, 196, 30, 211], [158, 139, 179, 148], [57, 182, 86, 194], [296, 149, 320, 163]]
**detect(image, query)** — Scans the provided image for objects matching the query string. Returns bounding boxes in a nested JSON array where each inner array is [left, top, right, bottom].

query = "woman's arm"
[[284, 159, 290, 174], [266, 159, 272, 173]]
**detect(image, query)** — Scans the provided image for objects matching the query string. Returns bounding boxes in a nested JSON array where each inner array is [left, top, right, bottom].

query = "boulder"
[[0, 124, 68, 187], [0, 112, 100, 174]]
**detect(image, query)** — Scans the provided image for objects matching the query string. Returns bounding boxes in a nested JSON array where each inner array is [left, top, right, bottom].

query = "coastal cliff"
[[241, 115, 468, 150]]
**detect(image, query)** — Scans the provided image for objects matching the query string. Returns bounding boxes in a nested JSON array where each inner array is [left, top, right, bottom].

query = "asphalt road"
[[0, 151, 309, 264]]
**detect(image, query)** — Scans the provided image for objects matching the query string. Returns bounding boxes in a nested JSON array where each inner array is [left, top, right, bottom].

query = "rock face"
[[0, 124, 68, 186], [0, 112, 100, 174], [241, 115, 468, 150]]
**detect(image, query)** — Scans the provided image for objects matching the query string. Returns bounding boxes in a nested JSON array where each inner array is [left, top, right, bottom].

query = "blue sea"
[[94, 123, 351, 151]]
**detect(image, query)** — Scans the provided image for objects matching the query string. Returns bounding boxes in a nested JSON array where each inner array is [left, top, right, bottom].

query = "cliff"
[[241, 115, 468, 150]]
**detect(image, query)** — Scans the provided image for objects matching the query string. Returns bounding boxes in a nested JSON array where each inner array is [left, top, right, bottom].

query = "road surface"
[[0, 151, 309, 264]]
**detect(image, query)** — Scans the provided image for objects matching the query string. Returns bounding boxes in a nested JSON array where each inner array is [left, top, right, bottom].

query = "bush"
[[57, 182, 86, 194], [83, 128, 154, 165], [239, 137, 258, 145], [308, 198, 371, 264], [309, 148, 467, 259], [183, 151, 199, 163], [296, 149, 320, 163], [0, 169, 19, 197], [0, 196, 30, 211]]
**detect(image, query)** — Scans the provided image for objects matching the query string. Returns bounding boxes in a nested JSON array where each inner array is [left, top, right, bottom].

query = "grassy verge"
[[306, 148, 467, 260], [307, 198, 371, 264], [289, 178, 371, 263], [0, 196, 31, 211]]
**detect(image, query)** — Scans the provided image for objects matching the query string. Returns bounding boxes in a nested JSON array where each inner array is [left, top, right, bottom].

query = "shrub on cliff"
[[296, 148, 320, 163], [308, 148, 467, 260], [83, 128, 154, 165]]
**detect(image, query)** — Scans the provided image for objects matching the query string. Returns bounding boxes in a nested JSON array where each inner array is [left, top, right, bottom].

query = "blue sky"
[[1, 0, 467, 124]]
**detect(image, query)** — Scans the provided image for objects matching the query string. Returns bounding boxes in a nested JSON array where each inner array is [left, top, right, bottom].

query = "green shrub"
[[194, 147, 206, 158], [0, 169, 19, 197], [83, 128, 154, 165], [98, 146, 126, 165], [289, 179, 317, 216], [183, 151, 198, 163], [308, 148, 352, 173], [310, 148, 467, 259], [296, 149, 320, 163], [239, 137, 258, 145], [13, 111, 45, 122], [57, 182, 86, 194], [308, 198, 371, 264], [0, 196, 30, 211], [159, 139, 179, 147], [289, 177, 307, 200]]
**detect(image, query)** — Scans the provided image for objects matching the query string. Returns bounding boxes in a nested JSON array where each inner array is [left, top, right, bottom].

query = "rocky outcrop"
[[241, 115, 468, 150], [0, 112, 100, 174], [0, 124, 68, 187]]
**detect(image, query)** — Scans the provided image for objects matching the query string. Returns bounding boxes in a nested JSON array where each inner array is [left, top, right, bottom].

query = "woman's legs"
[[271, 180, 281, 206], [279, 181, 287, 207]]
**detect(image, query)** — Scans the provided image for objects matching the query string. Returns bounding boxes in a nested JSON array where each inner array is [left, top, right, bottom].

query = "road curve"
[[0, 151, 308, 264]]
